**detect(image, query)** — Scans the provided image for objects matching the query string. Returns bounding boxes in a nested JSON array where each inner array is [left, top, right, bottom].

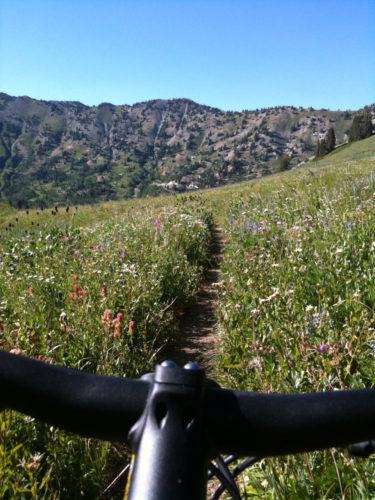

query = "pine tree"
[[315, 127, 336, 159], [361, 107, 373, 139], [326, 127, 336, 152], [349, 108, 373, 142], [275, 154, 290, 172], [314, 140, 324, 158], [349, 115, 362, 142]]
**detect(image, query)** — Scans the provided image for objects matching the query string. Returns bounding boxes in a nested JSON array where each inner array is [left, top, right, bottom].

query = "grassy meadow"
[[1, 135, 375, 498], [209, 135, 375, 498], [0, 195, 214, 497]]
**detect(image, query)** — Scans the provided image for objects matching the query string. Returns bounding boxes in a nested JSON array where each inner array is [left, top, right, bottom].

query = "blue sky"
[[1, 0, 374, 111]]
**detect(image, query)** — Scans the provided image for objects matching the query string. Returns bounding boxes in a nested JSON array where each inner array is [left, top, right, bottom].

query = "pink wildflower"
[[129, 320, 135, 335], [101, 309, 113, 329]]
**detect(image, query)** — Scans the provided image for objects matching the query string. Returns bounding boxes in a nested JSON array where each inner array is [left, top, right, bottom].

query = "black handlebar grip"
[[0, 350, 149, 441], [206, 388, 375, 456], [348, 441, 375, 457]]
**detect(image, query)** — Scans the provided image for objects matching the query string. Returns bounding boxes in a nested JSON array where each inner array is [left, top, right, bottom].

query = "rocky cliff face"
[[0, 92, 373, 207]]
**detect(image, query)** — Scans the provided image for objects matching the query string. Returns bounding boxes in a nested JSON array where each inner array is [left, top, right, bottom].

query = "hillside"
[[0, 92, 374, 207], [311, 134, 375, 165], [2, 135, 375, 498]]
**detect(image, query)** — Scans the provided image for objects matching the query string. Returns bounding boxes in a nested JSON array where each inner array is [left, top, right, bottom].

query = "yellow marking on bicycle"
[[123, 454, 135, 500]]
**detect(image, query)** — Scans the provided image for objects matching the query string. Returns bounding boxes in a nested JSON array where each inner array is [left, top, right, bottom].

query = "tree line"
[[315, 107, 373, 159]]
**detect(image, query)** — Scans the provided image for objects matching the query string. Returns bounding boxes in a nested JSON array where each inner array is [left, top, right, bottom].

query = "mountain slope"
[[0, 92, 373, 207]]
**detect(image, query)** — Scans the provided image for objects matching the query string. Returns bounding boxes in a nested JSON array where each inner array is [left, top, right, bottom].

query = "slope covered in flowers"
[[213, 147, 375, 498], [0, 195, 213, 497], [1, 135, 375, 498]]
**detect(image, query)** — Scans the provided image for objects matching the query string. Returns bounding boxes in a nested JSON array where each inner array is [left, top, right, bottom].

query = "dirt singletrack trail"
[[169, 224, 224, 376]]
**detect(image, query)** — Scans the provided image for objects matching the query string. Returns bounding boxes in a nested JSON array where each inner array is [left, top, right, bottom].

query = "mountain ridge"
[[0, 92, 374, 207]]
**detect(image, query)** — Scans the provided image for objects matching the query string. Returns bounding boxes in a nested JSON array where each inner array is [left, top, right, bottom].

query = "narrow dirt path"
[[168, 225, 224, 376], [103, 227, 225, 499]]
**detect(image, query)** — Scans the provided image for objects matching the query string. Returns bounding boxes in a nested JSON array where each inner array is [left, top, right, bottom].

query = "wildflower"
[[101, 309, 113, 329], [20, 452, 43, 471], [69, 293, 74, 301], [319, 345, 326, 354], [306, 305, 314, 312], [74, 275, 79, 281], [59, 312, 68, 326], [73, 284, 79, 294], [252, 358, 262, 370], [29, 287, 34, 294], [112, 313, 124, 337], [101, 285, 107, 297], [73, 250, 79, 255], [129, 320, 135, 335], [37, 355, 43, 361]]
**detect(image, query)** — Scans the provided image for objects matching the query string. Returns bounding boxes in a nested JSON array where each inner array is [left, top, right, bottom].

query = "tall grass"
[[213, 151, 375, 498], [1, 136, 375, 498], [0, 194, 214, 497]]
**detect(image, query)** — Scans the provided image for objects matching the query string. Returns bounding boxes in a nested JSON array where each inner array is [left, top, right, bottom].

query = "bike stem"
[[127, 361, 209, 500]]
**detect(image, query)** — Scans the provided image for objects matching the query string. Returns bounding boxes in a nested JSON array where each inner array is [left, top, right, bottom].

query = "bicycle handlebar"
[[0, 350, 149, 442], [1, 349, 374, 457]]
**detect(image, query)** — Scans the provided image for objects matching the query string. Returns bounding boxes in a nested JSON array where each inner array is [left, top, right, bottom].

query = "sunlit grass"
[[0, 193, 214, 497], [1, 136, 375, 497], [212, 142, 375, 498]]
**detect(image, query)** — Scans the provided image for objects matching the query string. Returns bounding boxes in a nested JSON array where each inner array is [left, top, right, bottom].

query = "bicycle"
[[1, 349, 375, 499]]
